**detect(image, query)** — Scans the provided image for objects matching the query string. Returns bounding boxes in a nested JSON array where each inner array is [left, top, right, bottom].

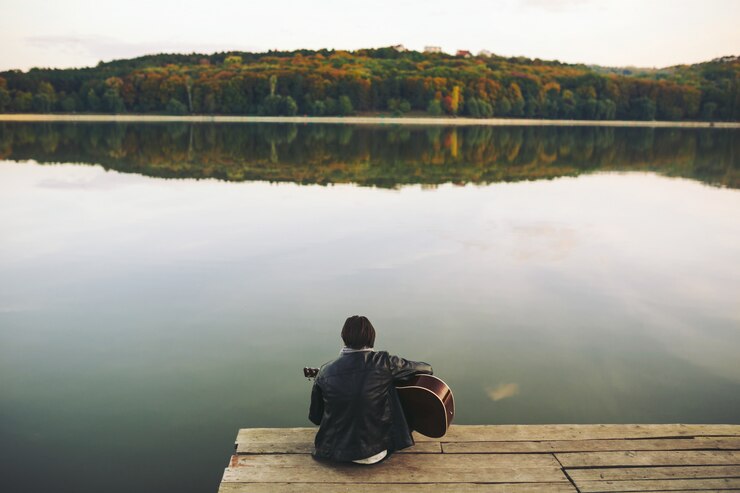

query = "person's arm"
[[308, 380, 324, 425], [387, 353, 433, 381]]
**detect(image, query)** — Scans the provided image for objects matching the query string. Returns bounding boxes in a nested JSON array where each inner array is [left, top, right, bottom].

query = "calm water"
[[1, 123, 739, 493]]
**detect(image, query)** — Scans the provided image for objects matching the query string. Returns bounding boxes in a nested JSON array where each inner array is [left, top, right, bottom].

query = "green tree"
[[262, 95, 281, 115], [524, 97, 539, 117], [166, 97, 188, 115], [388, 98, 411, 115], [338, 95, 353, 115], [224, 55, 242, 66], [103, 91, 125, 113], [0, 77, 10, 112], [32, 82, 56, 112], [283, 96, 298, 116], [86, 89, 101, 112], [325, 97, 337, 115], [12, 91, 33, 112], [32, 93, 53, 112], [578, 98, 598, 119], [427, 99, 442, 116], [263, 94, 298, 116], [630, 97, 656, 120], [496, 97, 512, 116], [60, 95, 78, 112], [601, 99, 617, 120], [701, 102, 718, 120], [479, 100, 493, 117], [308, 99, 326, 116], [466, 97, 480, 117]]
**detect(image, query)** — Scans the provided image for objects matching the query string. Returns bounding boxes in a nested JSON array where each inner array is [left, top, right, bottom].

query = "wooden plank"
[[222, 453, 566, 484], [556, 450, 740, 467], [234, 425, 740, 449], [417, 424, 740, 442], [568, 465, 740, 481], [442, 438, 738, 454], [694, 437, 740, 449], [236, 440, 441, 454], [235, 427, 440, 453], [575, 478, 740, 492], [228, 452, 560, 469], [236, 427, 315, 445], [218, 483, 577, 493]]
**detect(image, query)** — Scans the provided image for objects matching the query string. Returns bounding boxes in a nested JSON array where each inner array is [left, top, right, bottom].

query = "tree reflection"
[[0, 123, 737, 188]]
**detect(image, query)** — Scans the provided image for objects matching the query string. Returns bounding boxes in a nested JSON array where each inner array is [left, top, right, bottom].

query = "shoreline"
[[0, 114, 737, 128]]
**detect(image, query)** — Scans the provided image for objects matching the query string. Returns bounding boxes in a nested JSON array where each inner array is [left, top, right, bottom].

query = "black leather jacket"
[[309, 350, 433, 462]]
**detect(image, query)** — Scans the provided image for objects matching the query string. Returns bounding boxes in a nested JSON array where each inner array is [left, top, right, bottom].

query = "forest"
[[0, 48, 738, 121]]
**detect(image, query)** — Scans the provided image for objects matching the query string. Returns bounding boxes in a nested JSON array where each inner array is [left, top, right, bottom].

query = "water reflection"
[[486, 383, 520, 401], [1, 125, 739, 493], [0, 122, 738, 188]]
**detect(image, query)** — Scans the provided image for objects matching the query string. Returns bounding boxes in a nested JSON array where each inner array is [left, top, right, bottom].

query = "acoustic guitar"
[[303, 367, 455, 438]]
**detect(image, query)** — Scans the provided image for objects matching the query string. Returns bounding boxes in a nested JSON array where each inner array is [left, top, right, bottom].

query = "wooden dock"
[[219, 424, 740, 492]]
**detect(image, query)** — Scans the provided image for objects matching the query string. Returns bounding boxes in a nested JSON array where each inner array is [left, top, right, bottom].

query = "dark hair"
[[341, 315, 376, 349]]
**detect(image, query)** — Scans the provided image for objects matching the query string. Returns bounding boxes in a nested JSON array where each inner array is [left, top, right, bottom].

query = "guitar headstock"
[[303, 367, 319, 379]]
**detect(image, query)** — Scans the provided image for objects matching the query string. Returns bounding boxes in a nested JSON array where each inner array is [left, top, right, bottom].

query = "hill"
[[0, 47, 737, 121]]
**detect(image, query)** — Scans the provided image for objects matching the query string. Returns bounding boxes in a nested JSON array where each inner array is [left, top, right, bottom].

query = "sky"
[[0, 0, 738, 72]]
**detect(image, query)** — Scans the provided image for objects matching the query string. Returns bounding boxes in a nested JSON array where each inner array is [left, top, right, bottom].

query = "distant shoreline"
[[0, 114, 738, 128]]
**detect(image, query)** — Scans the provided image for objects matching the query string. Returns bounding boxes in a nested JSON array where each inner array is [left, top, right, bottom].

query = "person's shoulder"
[[368, 350, 392, 367], [317, 357, 340, 377]]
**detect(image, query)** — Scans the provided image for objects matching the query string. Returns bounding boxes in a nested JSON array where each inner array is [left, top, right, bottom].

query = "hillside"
[[0, 47, 737, 121]]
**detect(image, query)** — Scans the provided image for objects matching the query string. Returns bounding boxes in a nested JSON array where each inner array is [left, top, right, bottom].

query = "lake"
[[1, 122, 739, 493]]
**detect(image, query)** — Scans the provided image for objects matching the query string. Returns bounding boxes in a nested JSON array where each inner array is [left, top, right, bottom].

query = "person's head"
[[341, 315, 376, 349]]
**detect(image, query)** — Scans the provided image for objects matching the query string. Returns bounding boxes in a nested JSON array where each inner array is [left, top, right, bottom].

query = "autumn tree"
[[0, 47, 736, 120], [103, 77, 125, 113], [452, 86, 461, 115], [508, 83, 524, 117]]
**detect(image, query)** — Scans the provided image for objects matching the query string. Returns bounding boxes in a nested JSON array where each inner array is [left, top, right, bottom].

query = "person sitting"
[[308, 315, 433, 464]]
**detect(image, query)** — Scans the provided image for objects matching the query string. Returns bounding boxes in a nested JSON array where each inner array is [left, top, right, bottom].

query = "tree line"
[[0, 47, 738, 121]]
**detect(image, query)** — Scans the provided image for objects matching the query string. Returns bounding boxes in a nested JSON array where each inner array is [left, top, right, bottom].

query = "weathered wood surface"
[[443, 437, 740, 454], [218, 483, 577, 493], [235, 428, 441, 454], [223, 454, 564, 483], [575, 478, 740, 492], [220, 425, 740, 493], [568, 465, 740, 481], [555, 450, 740, 467]]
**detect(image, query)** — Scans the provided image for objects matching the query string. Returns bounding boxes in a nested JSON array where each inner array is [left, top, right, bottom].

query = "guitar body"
[[396, 375, 455, 438], [303, 367, 455, 439]]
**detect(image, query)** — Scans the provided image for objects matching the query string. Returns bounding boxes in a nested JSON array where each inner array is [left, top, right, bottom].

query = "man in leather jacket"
[[309, 315, 433, 463]]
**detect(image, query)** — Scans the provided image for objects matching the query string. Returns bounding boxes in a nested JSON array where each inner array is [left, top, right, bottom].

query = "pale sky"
[[0, 0, 738, 72]]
